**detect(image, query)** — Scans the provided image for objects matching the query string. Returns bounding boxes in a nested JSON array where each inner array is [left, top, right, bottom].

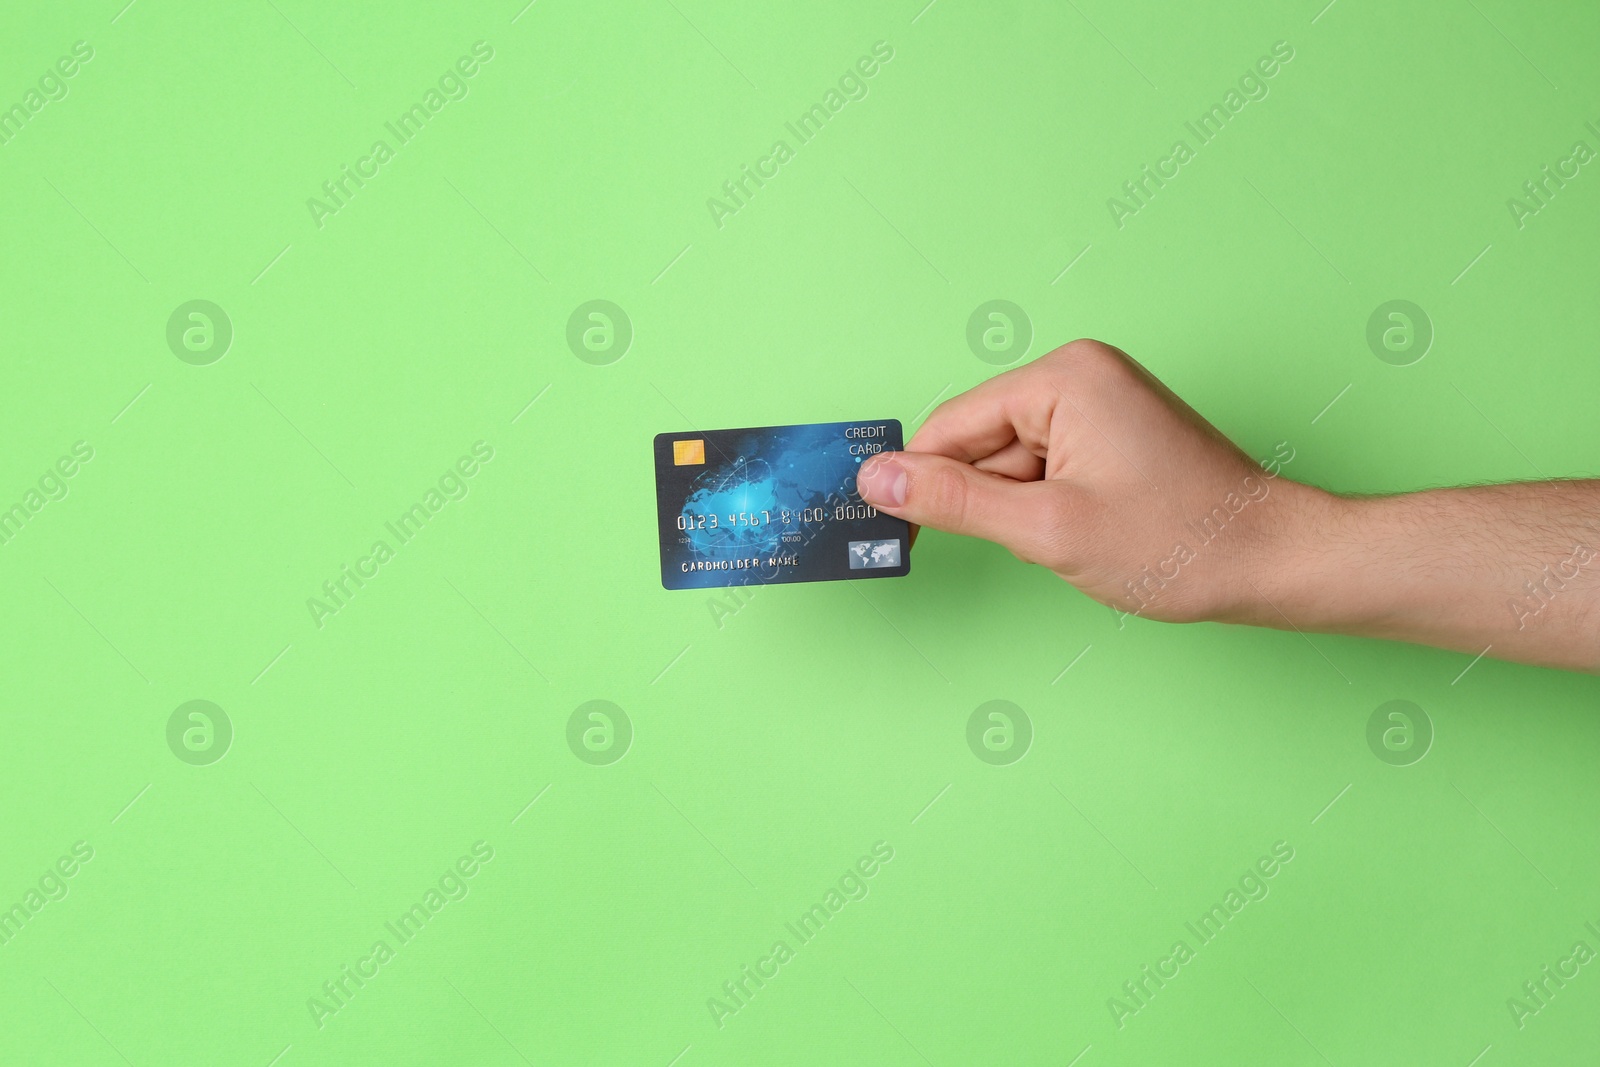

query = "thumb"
[[856, 451, 1061, 561]]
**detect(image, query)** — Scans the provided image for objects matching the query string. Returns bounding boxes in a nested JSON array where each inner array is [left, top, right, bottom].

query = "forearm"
[[1236, 480, 1600, 671]]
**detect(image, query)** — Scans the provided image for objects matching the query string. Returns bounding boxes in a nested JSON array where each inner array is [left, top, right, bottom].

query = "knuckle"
[[1043, 339, 1107, 382], [1038, 491, 1078, 536], [1048, 489, 1107, 568], [1045, 338, 1137, 394], [1032, 493, 1082, 564], [1051, 338, 1111, 368], [918, 464, 971, 527]]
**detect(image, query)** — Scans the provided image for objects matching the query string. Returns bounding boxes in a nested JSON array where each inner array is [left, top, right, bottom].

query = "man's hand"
[[858, 339, 1315, 623], [857, 340, 1600, 672]]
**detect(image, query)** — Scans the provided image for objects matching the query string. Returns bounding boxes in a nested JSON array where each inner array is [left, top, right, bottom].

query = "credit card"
[[652, 420, 911, 590]]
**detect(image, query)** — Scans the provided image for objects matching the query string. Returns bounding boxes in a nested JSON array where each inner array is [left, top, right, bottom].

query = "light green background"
[[2, 0, 1599, 1063]]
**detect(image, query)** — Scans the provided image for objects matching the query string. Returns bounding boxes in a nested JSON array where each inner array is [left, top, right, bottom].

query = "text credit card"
[[652, 420, 912, 590]]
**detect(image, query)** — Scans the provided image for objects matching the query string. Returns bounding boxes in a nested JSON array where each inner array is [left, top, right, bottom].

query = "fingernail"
[[858, 456, 907, 507]]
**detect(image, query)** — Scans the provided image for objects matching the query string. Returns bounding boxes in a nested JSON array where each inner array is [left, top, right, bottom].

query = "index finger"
[[905, 357, 1058, 463]]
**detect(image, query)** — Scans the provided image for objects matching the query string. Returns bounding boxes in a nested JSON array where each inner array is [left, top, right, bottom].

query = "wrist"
[[1210, 478, 1352, 628]]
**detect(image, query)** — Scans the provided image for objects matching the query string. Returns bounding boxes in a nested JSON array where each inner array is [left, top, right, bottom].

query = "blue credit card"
[[652, 420, 912, 589]]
